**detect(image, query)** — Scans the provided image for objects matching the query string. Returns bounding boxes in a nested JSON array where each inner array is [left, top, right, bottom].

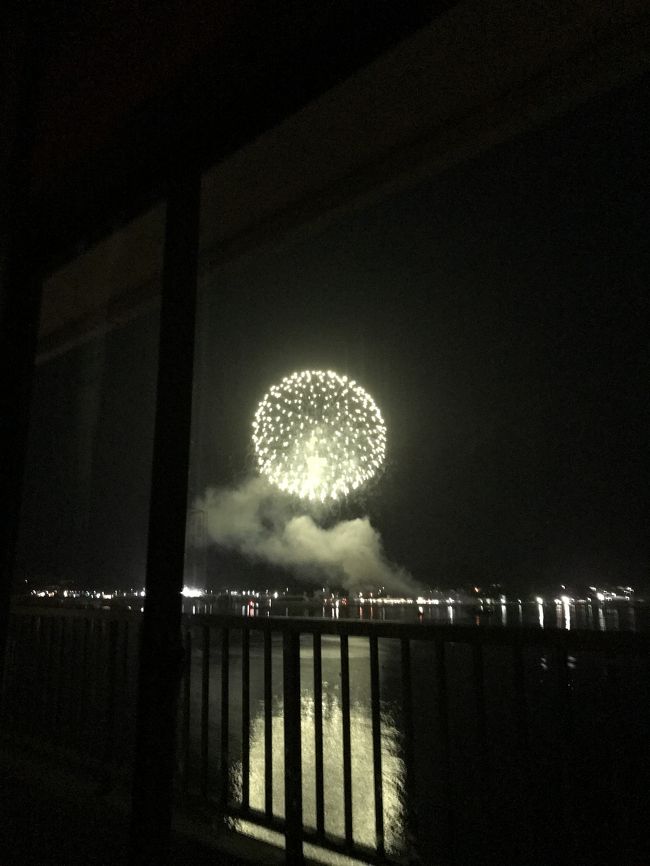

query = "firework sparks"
[[252, 370, 386, 502]]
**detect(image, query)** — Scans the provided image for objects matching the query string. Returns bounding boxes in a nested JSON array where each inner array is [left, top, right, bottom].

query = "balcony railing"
[[2, 606, 649, 865]]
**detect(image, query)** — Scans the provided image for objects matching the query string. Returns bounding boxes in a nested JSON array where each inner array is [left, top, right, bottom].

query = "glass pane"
[[6, 204, 165, 774], [187, 75, 649, 863]]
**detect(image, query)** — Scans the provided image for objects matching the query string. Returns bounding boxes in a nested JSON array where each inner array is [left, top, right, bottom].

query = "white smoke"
[[192, 476, 416, 594]]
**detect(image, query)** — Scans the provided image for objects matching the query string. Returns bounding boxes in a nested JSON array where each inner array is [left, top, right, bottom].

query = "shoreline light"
[[252, 369, 386, 502]]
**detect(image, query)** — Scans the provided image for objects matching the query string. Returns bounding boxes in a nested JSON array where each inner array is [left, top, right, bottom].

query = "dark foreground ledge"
[[0, 741, 284, 866]]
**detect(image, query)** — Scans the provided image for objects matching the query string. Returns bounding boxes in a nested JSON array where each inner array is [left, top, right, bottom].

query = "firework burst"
[[252, 370, 386, 502]]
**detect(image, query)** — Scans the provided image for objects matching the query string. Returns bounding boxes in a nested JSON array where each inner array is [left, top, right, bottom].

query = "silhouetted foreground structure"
[[3, 607, 650, 864], [2, 2, 650, 864]]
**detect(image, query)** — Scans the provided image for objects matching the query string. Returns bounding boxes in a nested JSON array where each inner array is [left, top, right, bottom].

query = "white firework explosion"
[[252, 370, 387, 502]]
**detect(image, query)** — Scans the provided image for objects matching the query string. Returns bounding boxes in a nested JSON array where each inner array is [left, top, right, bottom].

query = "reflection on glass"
[[16, 205, 164, 594], [563, 599, 571, 630]]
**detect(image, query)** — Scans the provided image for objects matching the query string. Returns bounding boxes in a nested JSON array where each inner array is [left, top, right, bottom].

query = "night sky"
[[17, 73, 650, 594]]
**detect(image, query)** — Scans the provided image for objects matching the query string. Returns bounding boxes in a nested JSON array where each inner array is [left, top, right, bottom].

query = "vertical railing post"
[[401, 637, 419, 860], [435, 639, 454, 865], [605, 654, 631, 860], [121, 620, 131, 729], [369, 634, 385, 858], [181, 627, 192, 792], [555, 642, 576, 862], [42, 616, 54, 734], [340, 633, 353, 849], [283, 630, 304, 865], [28, 615, 42, 739], [264, 629, 273, 817], [220, 626, 230, 809], [313, 632, 325, 838], [54, 617, 66, 742], [512, 640, 528, 749], [78, 618, 91, 754], [129, 169, 200, 865], [512, 638, 532, 859], [472, 641, 490, 848], [241, 626, 250, 811], [102, 618, 119, 780], [65, 616, 78, 748], [200, 625, 210, 799]]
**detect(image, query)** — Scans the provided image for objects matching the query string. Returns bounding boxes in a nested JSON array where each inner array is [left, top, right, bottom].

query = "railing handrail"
[[6, 602, 649, 865], [11, 605, 142, 623], [11, 604, 650, 652], [189, 612, 650, 652]]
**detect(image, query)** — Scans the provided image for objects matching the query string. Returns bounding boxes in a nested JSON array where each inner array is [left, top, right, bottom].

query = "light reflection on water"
[[226, 636, 406, 854], [232, 693, 405, 852]]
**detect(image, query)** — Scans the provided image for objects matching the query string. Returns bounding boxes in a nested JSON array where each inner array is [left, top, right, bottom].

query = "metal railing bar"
[[435, 639, 454, 866], [65, 615, 77, 746], [554, 644, 575, 862], [369, 634, 385, 858], [44, 616, 54, 735], [340, 633, 353, 848], [23, 617, 32, 726], [78, 618, 90, 751], [512, 641, 528, 749], [400, 637, 418, 858], [230, 807, 394, 866], [78, 618, 89, 744], [185, 612, 650, 652], [313, 632, 325, 838], [245, 814, 399, 866], [200, 624, 210, 799], [54, 616, 66, 741], [472, 643, 487, 753], [103, 619, 118, 773], [34, 615, 46, 722], [4, 606, 650, 866], [204, 612, 646, 644], [181, 627, 192, 792], [13, 605, 141, 622], [121, 619, 132, 762], [283, 630, 304, 864], [220, 626, 230, 809], [9, 616, 22, 729], [605, 654, 630, 857], [92, 620, 104, 754], [241, 625, 250, 812], [89, 618, 99, 751], [27, 615, 40, 738], [510, 639, 533, 859], [264, 629, 273, 818], [16, 618, 26, 729], [472, 641, 491, 853], [67, 617, 80, 743], [121, 620, 130, 711], [12, 606, 650, 655]]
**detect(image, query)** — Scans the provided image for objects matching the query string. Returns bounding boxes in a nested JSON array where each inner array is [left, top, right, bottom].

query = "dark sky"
[[17, 72, 649, 593]]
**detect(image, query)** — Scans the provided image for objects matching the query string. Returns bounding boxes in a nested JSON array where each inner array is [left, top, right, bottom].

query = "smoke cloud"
[[192, 477, 416, 594]]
